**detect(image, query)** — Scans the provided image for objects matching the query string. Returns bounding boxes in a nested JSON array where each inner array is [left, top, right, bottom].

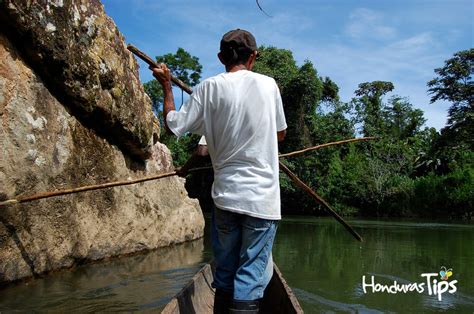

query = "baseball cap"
[[220, 29, 257, 53]]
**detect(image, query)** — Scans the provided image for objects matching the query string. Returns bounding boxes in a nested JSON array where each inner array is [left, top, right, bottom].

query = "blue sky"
[[102, 0, 473, 130]]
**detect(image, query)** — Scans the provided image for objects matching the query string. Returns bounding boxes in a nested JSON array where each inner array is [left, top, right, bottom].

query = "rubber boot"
[[214, 289, 233, 314], [229, 300, 259, 314]]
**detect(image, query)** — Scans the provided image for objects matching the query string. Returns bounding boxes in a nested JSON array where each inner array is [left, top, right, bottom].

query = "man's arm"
[[176, 144, 210, 177], [151, 64, 175, 133], [277, 129, 286, 142]]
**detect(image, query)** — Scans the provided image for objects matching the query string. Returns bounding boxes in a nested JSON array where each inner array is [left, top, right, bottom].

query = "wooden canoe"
[[162, 263, 303, 313]]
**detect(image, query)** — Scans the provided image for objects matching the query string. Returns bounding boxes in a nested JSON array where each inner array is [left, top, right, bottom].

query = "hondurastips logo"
[[362, 266, 458, 301]]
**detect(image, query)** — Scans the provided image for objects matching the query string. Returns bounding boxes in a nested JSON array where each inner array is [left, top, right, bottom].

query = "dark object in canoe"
[[162, 263, 303, 313]]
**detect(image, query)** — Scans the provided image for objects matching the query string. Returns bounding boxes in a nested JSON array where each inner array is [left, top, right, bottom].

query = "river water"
[[1, 216, 473, 313]]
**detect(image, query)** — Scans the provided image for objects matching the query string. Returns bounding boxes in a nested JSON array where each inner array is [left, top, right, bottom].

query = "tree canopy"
[[144, 47, 202, 114], [427, 48, 473, 149], [353, 81, 394, 137]]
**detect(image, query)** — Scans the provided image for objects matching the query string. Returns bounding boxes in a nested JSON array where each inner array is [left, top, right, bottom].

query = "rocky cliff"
[[0, 0, 204, 284]]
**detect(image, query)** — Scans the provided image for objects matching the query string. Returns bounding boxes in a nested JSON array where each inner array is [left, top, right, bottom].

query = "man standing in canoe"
[[151, 29, 287, 314]]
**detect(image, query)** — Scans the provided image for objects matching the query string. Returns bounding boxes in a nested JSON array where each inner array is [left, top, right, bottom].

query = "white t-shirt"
[[167, 70, 287, 220]]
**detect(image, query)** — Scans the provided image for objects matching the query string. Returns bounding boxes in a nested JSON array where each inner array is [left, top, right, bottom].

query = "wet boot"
[[214, 289, 233, 314], [229, 300, 259, 314]]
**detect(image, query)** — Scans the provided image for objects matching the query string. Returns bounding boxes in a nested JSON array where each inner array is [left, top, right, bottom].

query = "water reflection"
[[293, 287, 384, 313], [0, 217, 473, 313], [273, 217, 474, 313], [0, 238, 206, 312]]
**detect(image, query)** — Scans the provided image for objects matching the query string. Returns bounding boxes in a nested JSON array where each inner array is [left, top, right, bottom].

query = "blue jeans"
[[211, 207, 278, 301]]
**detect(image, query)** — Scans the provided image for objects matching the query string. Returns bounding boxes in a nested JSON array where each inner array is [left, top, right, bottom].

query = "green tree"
[[144, 47, 202, 114], [143, 48, 203, 166], [413, 150, 473, 219], [355, 81, 395, 99], [354, 81, 394, 137], [427, 48, 473, 148], [321, 77, 340, 103], [343, 83, 440, 216], [252, 46, 299, 93], [382, 96, 426, 139]]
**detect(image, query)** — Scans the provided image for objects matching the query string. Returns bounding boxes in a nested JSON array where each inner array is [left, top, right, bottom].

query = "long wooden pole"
[[279, 137, 376, 158], [279, 161, 363, 242], [0, 167, 210, 207], [127, 44, 193, 95], [0, 135, 373, 208]]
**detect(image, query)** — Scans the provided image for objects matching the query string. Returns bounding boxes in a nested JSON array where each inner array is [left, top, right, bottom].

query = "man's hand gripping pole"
[[127, 44, 193, 95]]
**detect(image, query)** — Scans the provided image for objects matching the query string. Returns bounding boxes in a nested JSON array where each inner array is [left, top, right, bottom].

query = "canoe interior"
[[161, 263, 303, 314]]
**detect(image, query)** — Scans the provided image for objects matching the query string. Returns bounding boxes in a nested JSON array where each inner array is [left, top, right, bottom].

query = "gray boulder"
[[0, 0, 204, 284]]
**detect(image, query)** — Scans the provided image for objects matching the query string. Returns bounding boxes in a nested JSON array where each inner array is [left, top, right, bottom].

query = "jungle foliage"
[[144, 47, 473, 220]]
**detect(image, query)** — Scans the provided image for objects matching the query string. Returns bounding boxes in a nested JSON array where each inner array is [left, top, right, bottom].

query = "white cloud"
[[345, 8, 397, 40], [106, 1, 468, 130], [295, 28, 450, 129], [389, 32, 434, 52]]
